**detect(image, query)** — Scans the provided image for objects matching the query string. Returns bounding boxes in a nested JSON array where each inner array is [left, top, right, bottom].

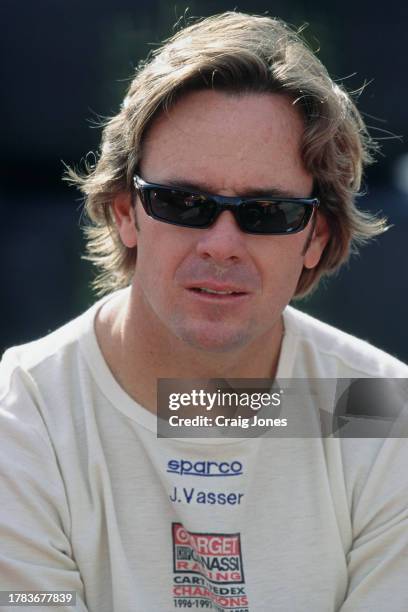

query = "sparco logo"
[[167, 459, 243, 477]]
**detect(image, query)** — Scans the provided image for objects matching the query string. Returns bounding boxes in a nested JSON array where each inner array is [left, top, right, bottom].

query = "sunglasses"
[[133, 175, 319, 235]]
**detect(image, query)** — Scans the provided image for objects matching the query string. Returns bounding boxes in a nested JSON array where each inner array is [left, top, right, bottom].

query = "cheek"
[[135, 223, 191, 286], [252, 243, 305, 309], [255, 237, 305, 287]]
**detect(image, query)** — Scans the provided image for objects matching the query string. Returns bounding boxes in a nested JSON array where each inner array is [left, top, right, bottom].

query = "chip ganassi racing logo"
[[172, 522, 249, 611]]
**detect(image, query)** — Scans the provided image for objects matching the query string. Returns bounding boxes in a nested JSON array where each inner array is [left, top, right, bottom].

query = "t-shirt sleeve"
[[339, 436, 408, 611], [0, 353, 89, 611]]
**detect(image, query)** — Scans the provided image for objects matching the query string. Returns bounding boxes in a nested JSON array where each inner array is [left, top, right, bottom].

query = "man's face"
[[115, 90, 328, 352]]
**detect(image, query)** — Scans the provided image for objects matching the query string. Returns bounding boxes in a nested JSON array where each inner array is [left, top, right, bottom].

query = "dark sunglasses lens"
[[239, 201, 309, 234], [148, 189, 216, 227]]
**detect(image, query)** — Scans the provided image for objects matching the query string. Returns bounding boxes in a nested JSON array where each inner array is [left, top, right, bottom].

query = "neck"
[[95, 287, 284, 414]]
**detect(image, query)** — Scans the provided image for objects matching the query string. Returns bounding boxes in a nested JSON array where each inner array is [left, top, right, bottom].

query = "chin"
[[176, 323, 253, 353]]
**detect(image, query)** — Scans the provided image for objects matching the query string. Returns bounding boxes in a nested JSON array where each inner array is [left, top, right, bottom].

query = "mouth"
[[191, 287, 245, 295], [186, 285, 250, 302]]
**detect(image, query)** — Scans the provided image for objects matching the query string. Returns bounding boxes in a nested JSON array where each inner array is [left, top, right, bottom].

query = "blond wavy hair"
[[66, 11, 387, 296]]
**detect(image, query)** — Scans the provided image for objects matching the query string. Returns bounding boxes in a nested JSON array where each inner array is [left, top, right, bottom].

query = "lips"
[[184, 282, 251, 304], [195, 288, 238, 295], [187, 283, 249, 296], [175, 260, 261, 298]]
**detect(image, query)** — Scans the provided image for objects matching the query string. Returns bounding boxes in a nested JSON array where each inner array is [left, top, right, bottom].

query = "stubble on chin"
[[170, 313, 256, 354]]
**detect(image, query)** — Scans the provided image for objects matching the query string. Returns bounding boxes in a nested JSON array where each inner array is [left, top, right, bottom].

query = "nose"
[[195, 210, 247, 264]]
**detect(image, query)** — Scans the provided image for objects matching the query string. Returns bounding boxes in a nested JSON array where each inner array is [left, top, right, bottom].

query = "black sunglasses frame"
[[133, 174, 319, 235]]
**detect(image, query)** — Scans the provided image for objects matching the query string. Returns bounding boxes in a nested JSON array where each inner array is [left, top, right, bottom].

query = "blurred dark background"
[[1, 0, 407, 360]]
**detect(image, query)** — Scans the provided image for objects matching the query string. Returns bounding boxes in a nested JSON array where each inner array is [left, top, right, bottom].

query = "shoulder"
[[0, 295, 113, 450], [283, 305, 408, 378], [0, 293, 109, 405], [1, 310, 88, 388]]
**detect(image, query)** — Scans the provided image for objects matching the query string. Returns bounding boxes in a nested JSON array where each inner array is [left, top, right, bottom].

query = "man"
[[1, 11, 408, 612]]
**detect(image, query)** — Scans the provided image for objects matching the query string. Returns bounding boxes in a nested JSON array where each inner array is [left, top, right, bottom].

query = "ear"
[[303, 212, 330, 269], [112, 193, 138, 248]]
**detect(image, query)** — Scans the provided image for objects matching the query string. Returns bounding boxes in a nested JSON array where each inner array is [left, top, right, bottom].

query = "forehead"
[[140, 90, 312, 197]]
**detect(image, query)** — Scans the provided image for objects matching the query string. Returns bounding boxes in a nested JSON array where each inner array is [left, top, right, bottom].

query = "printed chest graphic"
[[170, 487, 244, 506], [172, 523, 249, 611], [167, 458, 245, 507]]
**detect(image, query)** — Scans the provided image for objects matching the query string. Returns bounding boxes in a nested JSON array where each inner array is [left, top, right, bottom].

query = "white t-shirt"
[[1, 293, 408, 612]]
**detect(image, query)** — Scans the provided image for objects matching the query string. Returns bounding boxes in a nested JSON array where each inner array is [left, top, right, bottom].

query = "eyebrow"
[[163, 178, 305, 199]]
